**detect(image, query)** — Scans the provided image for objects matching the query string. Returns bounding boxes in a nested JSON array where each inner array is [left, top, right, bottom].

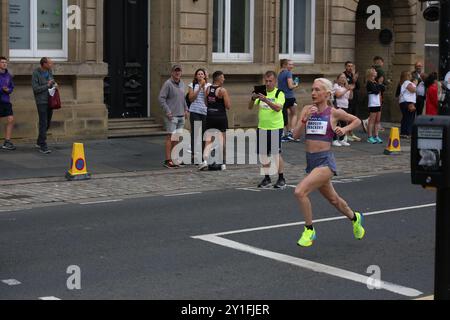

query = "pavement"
[[0, 124, 412, 211]]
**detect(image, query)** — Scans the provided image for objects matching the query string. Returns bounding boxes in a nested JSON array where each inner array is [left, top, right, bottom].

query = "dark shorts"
[[0, 102, 13, 117], [284, 98, 297, 109], [306, 150, 338, 176], [369, 107, 382, 113], [257, 129, 283, 156], [206, 116, 228, 133], [283, 98, 297, 126]]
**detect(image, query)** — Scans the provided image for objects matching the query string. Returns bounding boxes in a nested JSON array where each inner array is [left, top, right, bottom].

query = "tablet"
[[254, 85, 267, 96]]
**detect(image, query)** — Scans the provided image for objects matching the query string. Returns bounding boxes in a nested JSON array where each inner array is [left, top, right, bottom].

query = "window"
[[9, 0, 68, 60], [213, 0, 254, 63], [424, 20, 439, 73], [279, 0, 315, 63]]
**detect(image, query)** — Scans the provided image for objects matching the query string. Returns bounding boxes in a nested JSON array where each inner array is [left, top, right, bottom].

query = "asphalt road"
[[0, 172, 436, 300]]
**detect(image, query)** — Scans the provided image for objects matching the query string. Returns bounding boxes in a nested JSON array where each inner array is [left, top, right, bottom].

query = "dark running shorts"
[[369, 107, 382, 113], [0, 102, 13, 117], [206, 116, 228, 133], [257, 129, 283, 156]]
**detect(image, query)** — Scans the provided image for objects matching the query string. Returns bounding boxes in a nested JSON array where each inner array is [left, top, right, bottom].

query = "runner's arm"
[[333, 108, 361, 137]]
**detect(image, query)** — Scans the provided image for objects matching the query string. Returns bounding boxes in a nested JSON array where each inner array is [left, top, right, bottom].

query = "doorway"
[[104, 0, 149, 118]]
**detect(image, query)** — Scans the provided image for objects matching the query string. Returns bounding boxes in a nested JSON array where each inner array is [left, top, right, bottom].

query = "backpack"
[[438, 83, 450, 115], [186, 93, 191, 110]]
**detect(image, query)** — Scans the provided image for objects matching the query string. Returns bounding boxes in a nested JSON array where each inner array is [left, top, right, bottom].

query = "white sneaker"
[[332, 140, 343, 147], [198, 161, 208, 171], [340, 140, 351, 147], [362, 119, 369, 133], [221, 165, 227, 171]]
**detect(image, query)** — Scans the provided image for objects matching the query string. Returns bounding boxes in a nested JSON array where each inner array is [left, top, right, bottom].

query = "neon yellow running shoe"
[[297, 227, 317, 247], [353, 212, 365, 240]]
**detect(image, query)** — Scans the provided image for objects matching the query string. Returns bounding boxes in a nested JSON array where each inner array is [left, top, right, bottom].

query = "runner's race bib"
[[306, 121, 328, 135]]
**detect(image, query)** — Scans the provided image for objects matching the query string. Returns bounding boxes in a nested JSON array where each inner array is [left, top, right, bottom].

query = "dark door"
[[104, 0, 148, 118]]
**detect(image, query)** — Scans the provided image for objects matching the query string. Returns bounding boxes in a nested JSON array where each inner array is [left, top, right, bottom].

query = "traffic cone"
[[384, 127, 402, 155], [66, 143, 91, 181]]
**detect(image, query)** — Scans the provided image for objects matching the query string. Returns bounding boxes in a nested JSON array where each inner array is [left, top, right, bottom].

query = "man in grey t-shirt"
[[159, 64, 188, 168]]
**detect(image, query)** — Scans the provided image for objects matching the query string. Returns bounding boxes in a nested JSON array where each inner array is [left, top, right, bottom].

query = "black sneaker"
[[163, 160, 179, 169], [274, 178, 287, 190], [39, 145, 52, 154], [258, 177, 272, 189], [2, 141, 16, 151]]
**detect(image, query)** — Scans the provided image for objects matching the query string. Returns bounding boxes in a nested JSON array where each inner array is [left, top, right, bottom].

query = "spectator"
[[412, 62, 425, 116], [159, 64, 189, 169], [188, 68, 210, 164], [333, 73, 354, 147], [363, 56, 389, 133], [366, 68, 385, 144], [32, 57, 56, 154], [0, 56, 16, 151], [278, 59, 299, 142], [249, 71, 286, 189], [398, 71, 417, 139], [343, 61, 361, 142], [425, 72, 438, 116], [199, 71, 231, 171]]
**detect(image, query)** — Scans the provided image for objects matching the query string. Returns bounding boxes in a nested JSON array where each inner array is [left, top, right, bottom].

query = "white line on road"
[[352, 175, 378, 179], [237, 188, 261, 192], [194, 235, 423, 298], [164, 192, 202, 197], [39, 296, 61, 300], [192, 203, 434, 298], [80, 200, 123, 205], [195, 203, 436, 237], [2, 279, 21, 286]]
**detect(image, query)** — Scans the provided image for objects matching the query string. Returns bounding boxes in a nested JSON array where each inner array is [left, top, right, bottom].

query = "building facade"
[[0, 0, 432, 142]]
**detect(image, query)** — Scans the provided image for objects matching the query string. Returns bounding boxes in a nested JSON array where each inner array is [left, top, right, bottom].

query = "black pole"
[[435, 1, 450, 299], [435, 189, 450, 300], [440, 0, 450, 80]]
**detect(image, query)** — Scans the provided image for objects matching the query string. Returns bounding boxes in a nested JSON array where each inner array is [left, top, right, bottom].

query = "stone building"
[[0, 0, 433, 142]]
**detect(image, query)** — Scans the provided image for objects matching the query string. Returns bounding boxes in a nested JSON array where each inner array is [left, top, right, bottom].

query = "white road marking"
[[193, 203, 435, 298], [80, 200, 123, 205], [352, 175, 378, 179], [39, 296, 61, 300], [2, 279, 21, 286], [237, 188, 261, 192], [194, 235, 423, 298], [196, 203, 436, 237], [164, 192, 202, 197]]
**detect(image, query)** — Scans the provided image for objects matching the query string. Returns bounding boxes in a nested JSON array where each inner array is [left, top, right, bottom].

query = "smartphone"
[[254, 85, 267, 97], [294, 76, 301, 86]]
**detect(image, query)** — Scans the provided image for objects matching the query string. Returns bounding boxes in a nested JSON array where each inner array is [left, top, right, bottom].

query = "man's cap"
[[172, 64, 183, 72]]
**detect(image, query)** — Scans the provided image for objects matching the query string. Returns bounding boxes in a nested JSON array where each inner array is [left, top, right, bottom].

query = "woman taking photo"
[[333, 73, 354, 147], [198, 71, 231, 171], [188, 69, 210, 163], [292, 78, 364, 248], [366, 68, 385, 144], [399, 71, 417, 139]]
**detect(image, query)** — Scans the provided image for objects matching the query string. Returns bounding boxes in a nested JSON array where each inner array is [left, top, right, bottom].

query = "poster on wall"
[[9, 0, 31, 50]]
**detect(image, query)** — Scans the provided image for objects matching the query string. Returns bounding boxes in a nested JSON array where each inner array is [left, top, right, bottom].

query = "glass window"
[[9, 0, 31, 50], [9, 0, 68, 60], [213, 0, 254, 62], [425, 20, 439, 73], [279, 0, 315, 63], [37, 0, 63, 50]]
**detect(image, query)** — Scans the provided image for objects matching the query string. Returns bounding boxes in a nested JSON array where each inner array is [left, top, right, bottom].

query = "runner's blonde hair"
[[314, 78, 334, 106]]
